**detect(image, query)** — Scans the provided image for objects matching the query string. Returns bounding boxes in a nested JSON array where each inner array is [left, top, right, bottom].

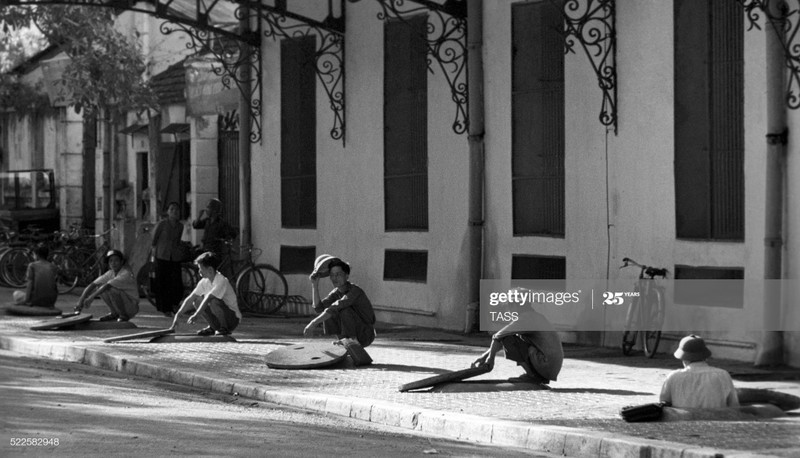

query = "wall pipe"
[[465, 0, 485, 333], [755, 7, 787, 366], [238, 5, 253, 248]]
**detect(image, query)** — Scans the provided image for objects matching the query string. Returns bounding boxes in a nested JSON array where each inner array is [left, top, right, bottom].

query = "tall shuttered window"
[[674, 0, 744, 240], [281, 36, 317, 229], [384, 15, 428, 231], [511, 1, 565, 237]]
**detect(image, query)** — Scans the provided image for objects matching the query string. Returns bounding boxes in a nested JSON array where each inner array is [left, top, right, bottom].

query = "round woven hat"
[[673, 334, 712, 362], [311, 254, 338, 278]]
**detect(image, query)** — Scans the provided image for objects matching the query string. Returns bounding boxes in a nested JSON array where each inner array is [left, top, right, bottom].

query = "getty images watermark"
[[479, 279, 793, 333]]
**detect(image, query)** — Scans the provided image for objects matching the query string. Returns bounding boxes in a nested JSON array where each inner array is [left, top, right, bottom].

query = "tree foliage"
[[1, 5, 157, 114], [0, 74, 50, 113], [0, 23, 47, 73]]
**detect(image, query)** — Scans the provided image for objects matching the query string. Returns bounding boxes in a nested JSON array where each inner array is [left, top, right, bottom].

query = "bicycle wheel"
[[135, 262, 156, 306], [0, 246, 12, 287], [2, 248, 32, 288], [181, 262, 199, 297], [621, 288, 641, 356], [235, 264, 288, 315], [50, 251, 80, 295], [643, 287, 664, 358]]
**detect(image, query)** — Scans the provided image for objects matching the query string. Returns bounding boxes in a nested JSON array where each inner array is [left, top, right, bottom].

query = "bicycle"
[[136, 257, 201, 307], [49, 226, 115, 293], [216, 240, 288, 316], [620, 257, 668, 358], [137, 240, 288, 316]]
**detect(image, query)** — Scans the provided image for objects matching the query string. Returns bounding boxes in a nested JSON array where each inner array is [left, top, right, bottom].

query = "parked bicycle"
[[49, 226, 116, 294], [136, 258, 200, 307], [137, 239, 288, 316], [220, 240, 288, 316], [620, 257, 668, 358]]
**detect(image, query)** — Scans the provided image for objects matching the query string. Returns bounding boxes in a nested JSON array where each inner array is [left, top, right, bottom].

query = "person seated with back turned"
[[660, 334, 739, 409], [14, 244, 58, 308], [172, 251, 241, 336], [472, 287, 564, 385], [304, 257, 376, 348], [75, 249, 140, 321]]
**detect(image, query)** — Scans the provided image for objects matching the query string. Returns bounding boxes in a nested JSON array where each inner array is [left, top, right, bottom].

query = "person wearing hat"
[[75, 249, 140, 321], [304, 257, 376, 347], [191, 198, 236, 259], [659, 334, 739, 409]]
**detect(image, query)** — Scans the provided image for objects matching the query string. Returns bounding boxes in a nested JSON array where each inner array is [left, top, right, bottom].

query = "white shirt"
[[660, 361, 739, 409], [190, 272, 241, 319]]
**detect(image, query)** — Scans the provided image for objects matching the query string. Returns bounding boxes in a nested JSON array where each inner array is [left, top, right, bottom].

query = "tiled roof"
[[150, 60, 186, 105]]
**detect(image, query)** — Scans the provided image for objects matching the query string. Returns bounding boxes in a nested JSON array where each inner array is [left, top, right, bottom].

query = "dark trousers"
[[200, 297, 240, 333], [154, 259, 183, 313], [323, 307, 375, 348]]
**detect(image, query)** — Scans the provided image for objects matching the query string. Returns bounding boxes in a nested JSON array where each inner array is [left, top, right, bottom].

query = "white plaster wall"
[[782, 67, 800, 367], [252, 0, 471, 330], [479, 0, 798, 360], [59, 107, 85, 228]]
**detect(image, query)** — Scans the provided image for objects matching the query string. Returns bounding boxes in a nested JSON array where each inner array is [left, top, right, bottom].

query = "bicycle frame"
[[621, 257, 668, 358]]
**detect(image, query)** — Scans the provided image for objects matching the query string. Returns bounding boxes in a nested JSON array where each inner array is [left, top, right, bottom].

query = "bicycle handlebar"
[[620, 257, 668, 278]]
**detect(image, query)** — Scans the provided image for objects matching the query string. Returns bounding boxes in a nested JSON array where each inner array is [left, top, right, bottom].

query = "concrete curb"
[[0, 335, 780, 458]]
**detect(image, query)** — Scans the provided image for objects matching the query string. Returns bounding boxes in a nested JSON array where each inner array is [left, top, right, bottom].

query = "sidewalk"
[[2, 289, 799, 458]]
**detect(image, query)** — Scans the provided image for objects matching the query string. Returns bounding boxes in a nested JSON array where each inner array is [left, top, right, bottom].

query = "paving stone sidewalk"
[[1, 291, 799, 457]]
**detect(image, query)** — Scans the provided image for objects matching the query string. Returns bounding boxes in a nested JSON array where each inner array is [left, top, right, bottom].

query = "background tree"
[[0, 23, 46, 73], [1, 5, 156, 114]]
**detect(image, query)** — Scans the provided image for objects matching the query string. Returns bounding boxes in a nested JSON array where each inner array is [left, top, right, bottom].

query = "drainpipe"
[[755, 9, 787, 366], [238, 6, 252, 248], [465, 0, 485, 333]]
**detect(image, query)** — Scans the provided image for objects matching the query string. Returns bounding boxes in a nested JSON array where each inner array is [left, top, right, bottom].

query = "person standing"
[[151, 202, 185, 316], [191, 198, 236, 257]]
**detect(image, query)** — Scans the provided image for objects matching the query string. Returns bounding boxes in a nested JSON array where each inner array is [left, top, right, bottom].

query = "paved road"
[[3, 291, 800, 457], [0, 349, 557, 457]]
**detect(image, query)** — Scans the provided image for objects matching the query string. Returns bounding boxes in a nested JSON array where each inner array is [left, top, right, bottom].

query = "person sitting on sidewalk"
[[660, 334, 739, 409], [75, 250, 140, 321], [14, 244, 58, 309], [472, 288, 564, 385], [304, 257, 376, 348], [172, 251, 241, 336]]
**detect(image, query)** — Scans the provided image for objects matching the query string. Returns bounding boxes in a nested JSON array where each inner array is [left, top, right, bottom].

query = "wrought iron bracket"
[[364, 0, 468, 135], [738, 0, 800, 110], [256, 1, 346, 144], [159, 17, 263, 143], [552, 0, 617, 134], [767, 127, 789, 145]]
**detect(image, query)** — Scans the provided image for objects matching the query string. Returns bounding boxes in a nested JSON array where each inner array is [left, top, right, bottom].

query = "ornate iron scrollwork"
[[258, 6, 346, 144], [159, 17, 263, 143], [554, 0, 617, 133], [371, 0, 468, 135], [738, 0, 800, 110]]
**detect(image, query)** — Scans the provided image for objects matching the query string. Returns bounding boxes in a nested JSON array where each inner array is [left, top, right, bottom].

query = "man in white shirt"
[[172, 251, 241, 336], [660, 334, 739, 409]]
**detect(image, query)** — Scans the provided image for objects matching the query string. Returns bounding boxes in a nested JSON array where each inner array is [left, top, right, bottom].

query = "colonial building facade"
[[2, 0, 798, 365]]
